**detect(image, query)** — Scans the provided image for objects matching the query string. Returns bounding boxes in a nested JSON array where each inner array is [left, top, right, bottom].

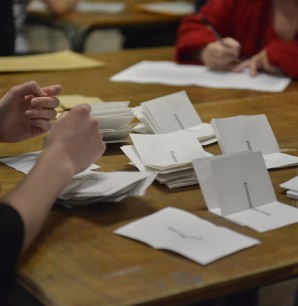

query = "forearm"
[[1, 145, 74, 251]]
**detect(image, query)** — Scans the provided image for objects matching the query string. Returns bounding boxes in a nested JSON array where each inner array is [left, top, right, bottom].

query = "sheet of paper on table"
[[110, 61, 291, 92], [0, 50, 105, 72]]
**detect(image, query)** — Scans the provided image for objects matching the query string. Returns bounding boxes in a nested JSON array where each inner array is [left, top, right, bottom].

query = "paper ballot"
[[211, 115, 298, 169], [0, 152, 155, 207], [110, 61, 291, 92], [122, 130, 212, 188], [280, 176, 298, 200], [132, 91, 216, 145], [192, 151, 298, 232], [115, 207, 260, 265], [90, 102, 135, 143]]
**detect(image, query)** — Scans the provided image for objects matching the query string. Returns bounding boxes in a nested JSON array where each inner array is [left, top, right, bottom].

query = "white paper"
[[136, 2, 195, 16], [192, 151, 298, 232], [29, 0, 126, 14], [130, 130, 208, 169], [212, 115, 298, 169], [110, 61, 291, 92], [280, 176, 298, 192], [115, 207, 260, 265]]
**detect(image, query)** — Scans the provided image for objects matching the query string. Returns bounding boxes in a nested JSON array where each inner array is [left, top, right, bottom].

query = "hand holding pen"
[[199, 15, 241, 71]]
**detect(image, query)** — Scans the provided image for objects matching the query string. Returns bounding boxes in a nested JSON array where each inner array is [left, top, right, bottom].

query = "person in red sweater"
[[176, 0, 298, 78]]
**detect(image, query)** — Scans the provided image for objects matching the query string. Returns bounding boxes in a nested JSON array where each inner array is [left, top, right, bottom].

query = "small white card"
[[192, 151, 298, 232], [211, 115, 298, 169], [114, 207, 260, 265]]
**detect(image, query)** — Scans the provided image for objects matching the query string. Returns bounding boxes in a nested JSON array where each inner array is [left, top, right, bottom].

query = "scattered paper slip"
[[192, 151, 298, 232], [0, 152, 155, 207], [132, 91, 216, 145], [110, 61, 291, 92], [0, 50, 104, 72], [134, 1, 195, 16], [114, 207, 260, 265], [211, 115, 298, 169]]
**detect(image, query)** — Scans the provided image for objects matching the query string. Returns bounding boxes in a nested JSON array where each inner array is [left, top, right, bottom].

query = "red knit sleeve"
[[266, 40, 298, 79], [175, 0, 237, 64]]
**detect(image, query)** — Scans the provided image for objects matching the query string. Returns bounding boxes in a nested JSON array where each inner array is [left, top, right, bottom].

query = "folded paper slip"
[[132, 90, 216, 145], [192, 151, 298, 232], [115, 207, 260, 265], [212, 114, 298, 169], [0, 50, 105, 72]]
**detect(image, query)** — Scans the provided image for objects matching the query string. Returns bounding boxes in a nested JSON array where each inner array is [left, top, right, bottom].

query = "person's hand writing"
[[200, 37, 241, 71], [0, 81, 61, 142], [232, 49, 282, 76], [44, 104, 106, 175]]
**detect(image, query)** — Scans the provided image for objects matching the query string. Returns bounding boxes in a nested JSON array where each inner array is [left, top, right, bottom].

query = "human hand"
[[43, 104, 106, 175], [232, 49, 282, 76], [200, 37, 241, 70], [0, 81, 62, 142]]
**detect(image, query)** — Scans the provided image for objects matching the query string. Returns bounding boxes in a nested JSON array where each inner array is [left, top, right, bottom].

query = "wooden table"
[[0, 46, 297, 306], [27, 0, 192, 51]]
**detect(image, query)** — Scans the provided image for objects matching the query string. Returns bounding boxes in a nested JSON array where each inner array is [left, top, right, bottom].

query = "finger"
[[29, 118, 52, 132], [232, 60, 249, 72], [41, 84, 63, 96], [248, 60, 258, 77], [221, 37, 241, 57], [25, 108, 58, 121], [30, 96, 60, 109], [72, 103, 92, 115]]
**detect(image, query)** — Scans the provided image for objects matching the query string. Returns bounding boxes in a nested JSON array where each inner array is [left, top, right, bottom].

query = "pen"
[[201, 15, 227, 46]]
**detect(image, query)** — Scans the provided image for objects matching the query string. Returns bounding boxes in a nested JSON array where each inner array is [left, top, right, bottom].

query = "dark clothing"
[[0, 204, 24, 300], [0, 0, 15, 55]]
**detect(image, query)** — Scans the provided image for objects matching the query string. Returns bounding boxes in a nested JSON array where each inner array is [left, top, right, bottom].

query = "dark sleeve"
[[0, 0, 15, 55], [0, 204, 24, 281]]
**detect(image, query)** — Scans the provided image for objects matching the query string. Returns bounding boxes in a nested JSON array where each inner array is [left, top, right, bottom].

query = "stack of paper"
[[121, 130, 212, 189], [115, 207, 260, 265], [90, 102, 135, 143], [57, 171, 156, 208], [211, 114, 298, 169], [132, 91, 216, 146], [280, 176, 298, 200], [0, 152, 156, 208], [192, 151, 298, 232]]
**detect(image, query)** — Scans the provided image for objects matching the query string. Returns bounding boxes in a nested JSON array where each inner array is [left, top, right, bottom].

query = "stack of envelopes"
[[121, 130, 212, 189]]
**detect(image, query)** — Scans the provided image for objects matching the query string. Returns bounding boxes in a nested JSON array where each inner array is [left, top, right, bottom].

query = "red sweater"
[[176, 0, 298, 78]]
